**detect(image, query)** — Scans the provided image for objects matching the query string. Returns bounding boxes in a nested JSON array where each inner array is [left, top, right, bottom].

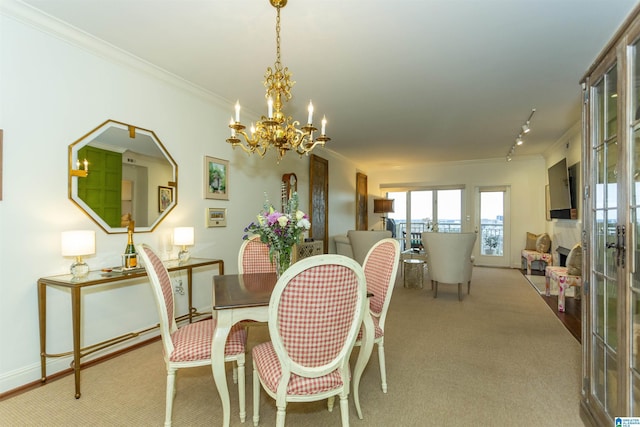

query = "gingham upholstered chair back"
[[251, 255, 367, 427], [238, 235, 276, 274], [363, 238, 400, 326], [137, 244, 248, 426], [138, 244, 178, 356], [355, 238, 400, 395]]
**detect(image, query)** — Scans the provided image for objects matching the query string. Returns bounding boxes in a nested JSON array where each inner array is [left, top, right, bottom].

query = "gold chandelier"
[[226, 0, 330, 160]]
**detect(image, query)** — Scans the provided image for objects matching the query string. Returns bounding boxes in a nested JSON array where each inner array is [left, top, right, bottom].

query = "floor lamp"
[[374, 198, 394, 231]]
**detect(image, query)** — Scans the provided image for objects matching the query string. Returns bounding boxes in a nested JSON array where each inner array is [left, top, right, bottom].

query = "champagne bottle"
[[124, 219, 137, 268]]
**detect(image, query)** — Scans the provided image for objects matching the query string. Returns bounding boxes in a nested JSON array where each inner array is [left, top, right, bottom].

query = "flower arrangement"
[[243, 192, 311, 276]]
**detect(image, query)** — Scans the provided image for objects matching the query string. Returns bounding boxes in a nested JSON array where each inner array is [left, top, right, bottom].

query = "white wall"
[[0, 3, 361, 393], [366, 156, 548, 268]]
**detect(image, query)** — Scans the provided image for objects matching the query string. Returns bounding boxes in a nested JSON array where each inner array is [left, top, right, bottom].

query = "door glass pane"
[[607, 351, 619, 414], [596, 275, 606, 337], [595, 339, 605, 403], [436, 189, 461, 232], [480, 191, 503, 256], [596, 145, 605, 209], [632, 291, 640, 372], [606, 278, 618, 352], [633, 372, 640, 416], [596, 78, 605, 146], [408, 190, 432, 249], [606, 65, 618, 139]]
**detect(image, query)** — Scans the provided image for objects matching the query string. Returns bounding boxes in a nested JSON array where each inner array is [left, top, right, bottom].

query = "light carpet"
[[0, 267, 585, 426]]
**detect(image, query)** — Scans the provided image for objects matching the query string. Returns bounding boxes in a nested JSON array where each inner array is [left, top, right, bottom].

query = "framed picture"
[[355, 172, 368, 230], [204, 156, 229, 200], [310, 154, 329, 253], [206, 207, 227, 227], [158, 186, 173, 212]]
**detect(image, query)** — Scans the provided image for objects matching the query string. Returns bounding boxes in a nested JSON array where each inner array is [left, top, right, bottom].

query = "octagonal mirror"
[[68, 119, 178, 233]]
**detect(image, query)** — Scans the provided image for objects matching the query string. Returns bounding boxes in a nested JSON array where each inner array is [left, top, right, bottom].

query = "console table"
[[37, 257, 223, 398]]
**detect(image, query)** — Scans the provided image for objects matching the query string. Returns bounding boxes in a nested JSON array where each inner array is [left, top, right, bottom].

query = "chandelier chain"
[[275, 6, 281, 67]]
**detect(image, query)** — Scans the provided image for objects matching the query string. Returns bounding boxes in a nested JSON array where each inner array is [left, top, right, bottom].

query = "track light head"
[[521, 123, 530, 134]]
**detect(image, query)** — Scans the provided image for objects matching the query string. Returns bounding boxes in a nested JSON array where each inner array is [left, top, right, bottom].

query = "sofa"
[[334, 230, 392, 265]]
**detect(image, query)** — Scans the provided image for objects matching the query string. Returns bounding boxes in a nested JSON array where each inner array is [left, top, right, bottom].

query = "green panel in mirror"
[[68, 120, 178, 233]]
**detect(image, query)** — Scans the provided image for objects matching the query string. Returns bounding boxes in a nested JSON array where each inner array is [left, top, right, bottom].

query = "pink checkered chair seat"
[[353, 238, 400, 394], [238, 235, 276, 274], [545, 265, 582, 313], [169, 320, 245, 362], [252, 255, 367, 427], [137, 244, 247, 427], [252, 341, 345, 395]]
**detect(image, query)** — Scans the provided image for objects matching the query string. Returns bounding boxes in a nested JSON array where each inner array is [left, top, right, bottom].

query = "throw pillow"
[[566, 243, 582, 276], [525, 232, 538, 251], [535, 233, 551, 253]]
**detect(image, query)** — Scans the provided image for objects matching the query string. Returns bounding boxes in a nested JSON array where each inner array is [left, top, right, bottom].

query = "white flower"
[[298, 218, 311, 229], [277, 215, 289, 227], [295, 210, 305, 220]]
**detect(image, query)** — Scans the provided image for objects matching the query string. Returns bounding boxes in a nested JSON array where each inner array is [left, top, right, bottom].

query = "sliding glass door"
[[386, 188, 463, 251]]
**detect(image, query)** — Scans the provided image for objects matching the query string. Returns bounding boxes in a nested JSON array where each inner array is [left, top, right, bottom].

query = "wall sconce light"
[[61, 230, 95, 279], [374, 198, 395, 229], [173, 227, 194, 262], [70, 158, 89, 178]]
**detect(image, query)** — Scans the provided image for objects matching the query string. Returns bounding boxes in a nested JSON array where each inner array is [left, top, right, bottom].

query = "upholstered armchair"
[[334, 230, 392, 265], [422, 232, 477, 300]]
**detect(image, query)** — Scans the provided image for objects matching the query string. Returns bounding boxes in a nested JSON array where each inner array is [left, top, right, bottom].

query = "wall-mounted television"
[[548, 158, 578, 219]]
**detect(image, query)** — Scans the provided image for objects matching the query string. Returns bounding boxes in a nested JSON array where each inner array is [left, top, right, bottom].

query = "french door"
[[582, 14, 640, 424], [474, 187, 510, 267]]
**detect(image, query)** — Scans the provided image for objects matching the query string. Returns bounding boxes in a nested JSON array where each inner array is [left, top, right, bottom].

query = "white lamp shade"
[[173, 227, 194, 246], [61, 230, 96, 257]]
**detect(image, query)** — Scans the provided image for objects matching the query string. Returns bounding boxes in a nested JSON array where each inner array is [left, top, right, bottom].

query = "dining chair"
[[355, 237, 400, 393], [238, 235, 276, 274], [421, 232, 477, 300], [252, 255, 367, 427], [137, 244, 248, 427]]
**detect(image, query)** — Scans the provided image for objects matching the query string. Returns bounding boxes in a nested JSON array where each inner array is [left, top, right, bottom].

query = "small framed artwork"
[[158, 186, 173, 212], [204, 156, 229, 200], [206, 207, 227, 227]]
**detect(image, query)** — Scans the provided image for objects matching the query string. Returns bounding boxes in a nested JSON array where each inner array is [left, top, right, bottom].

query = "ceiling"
[[19, 0, 640, 169]]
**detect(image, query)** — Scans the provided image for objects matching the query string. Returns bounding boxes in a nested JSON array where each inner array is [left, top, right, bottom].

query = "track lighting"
[[506, 108, 536, 161]]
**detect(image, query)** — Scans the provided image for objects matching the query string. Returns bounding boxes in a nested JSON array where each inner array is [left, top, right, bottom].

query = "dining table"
[[211, 272, 374, 427]]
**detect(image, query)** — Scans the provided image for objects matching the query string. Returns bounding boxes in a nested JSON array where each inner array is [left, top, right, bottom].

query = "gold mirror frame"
[[68, 119, 178, 233]]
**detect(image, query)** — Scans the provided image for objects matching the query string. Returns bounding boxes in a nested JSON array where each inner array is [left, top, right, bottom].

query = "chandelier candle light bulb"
[[307, 101, 313, 124]]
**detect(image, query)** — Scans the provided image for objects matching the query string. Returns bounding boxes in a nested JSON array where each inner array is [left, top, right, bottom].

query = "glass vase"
[[274, 246, 293, 278]]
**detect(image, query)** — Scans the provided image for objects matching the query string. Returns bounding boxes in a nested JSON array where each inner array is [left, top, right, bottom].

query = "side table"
[[403, 259, 425, 288], [38, 257, 223, 398]]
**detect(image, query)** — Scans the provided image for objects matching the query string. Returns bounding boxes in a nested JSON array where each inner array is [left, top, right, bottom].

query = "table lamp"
[[173, 227, 194, 262], [61, 230, 96, 279]]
